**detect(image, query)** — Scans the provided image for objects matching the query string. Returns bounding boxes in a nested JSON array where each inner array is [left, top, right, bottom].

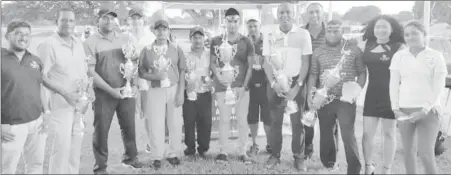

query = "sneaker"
[[215, 154, 228, 163], [265, 155, 281, 168], [122, 157, 145, 169], [198, 151, 208, 159], [167, 157, 181, 166], [184, 148, 196, 156], [326, 164, 340, 172], [266, 145, 272, 154], [246, 144, 260, 157], [239, 154, 254, 164], [94, 170, 109, 175], [304, 144, 314, 160], [152, 160, 162, 169], [294, 157, 307, 172], [145, 144, 151, 153]]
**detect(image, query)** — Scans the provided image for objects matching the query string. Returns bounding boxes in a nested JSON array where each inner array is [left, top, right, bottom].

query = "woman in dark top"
[[360, 15, 405, 175]]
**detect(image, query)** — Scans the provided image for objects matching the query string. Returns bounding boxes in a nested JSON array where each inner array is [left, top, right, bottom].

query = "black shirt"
[[248, 34, 267, 87]]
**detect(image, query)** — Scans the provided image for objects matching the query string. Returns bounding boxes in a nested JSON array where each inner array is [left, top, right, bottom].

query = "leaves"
[[412, 1, 451, 24], [342, 5, 382, 24]]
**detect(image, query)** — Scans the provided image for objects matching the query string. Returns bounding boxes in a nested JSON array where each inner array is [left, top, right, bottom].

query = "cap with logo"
[[189, 26, 205, 37], [98, 9, 118, 18], [128, 8, 144, 17], [154, 20, 169, 29]]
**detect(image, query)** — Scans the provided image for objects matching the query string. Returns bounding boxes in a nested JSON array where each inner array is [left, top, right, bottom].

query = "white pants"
[[47, 107, 84, 174], [216, 88, 250, 155], [145, 85, 183, 160], [1, 117, 46, 174]]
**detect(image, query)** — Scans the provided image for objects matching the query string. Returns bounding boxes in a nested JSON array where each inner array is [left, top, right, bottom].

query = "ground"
[[6, 28, 451, 174]]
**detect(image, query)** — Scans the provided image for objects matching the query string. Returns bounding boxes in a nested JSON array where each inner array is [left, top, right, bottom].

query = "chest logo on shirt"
[[30, 61, 40, 69], [380, 54, 390, 61]]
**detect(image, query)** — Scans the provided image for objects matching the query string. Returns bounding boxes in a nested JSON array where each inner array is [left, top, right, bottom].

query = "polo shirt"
[[37, 33, 88, 110], [248, 34, 267, 87], [138, 41, 187, 88], [1, 48, 43, 125], [389, 47, 448, 110], [210, 34, 255, 92], [262, 25, 313, 77], [303, 22, 326, 51], [186, 48, 211, 93], [83, 31, 133, 89], [310, 41, 366, 97]]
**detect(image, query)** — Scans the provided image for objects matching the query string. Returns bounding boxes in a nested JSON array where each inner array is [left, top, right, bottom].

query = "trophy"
[[252, 55, 262, 70], [185, 54, 198, 101], [73, 76, 95, 136], [153, 45, 172, 88], [340, 81, 362, 103], [214, 26, 239, 105], [120, 41, 138, 98]]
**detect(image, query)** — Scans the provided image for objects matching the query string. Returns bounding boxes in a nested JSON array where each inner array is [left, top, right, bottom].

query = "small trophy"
[[214, 26, 239, 105], [73, 76, 95, 136], [153, 45, 172, 88], [120, 41, 138, 98], [185, 54, 198, 101], [252, 55, 262, 70], [340, 81, 362, 103]]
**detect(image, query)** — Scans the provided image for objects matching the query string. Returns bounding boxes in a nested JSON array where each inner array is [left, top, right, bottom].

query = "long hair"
[[362, 15, 405, 44]]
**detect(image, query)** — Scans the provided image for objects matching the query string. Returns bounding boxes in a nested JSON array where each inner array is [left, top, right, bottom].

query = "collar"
[[95, 30, 119, 41], [1, 47, 32, 59], [221, 33, 245, 42], [189, 47, 208, 54], [275, 25, 299, 36], [248, 33, 263, 42], [52, 33, 78, 47], [304, 21, 326, 31]]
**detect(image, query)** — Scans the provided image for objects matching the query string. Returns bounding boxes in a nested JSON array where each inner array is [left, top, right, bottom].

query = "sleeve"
[[36, 41, 55, 76], [301, 30, 313, 56], [246, 37, 255, 57], [138, 48, 148, 77], [262, 31, 270, 57], [177, 45, 187, 72], [353, 47, 366, 75], [83, 39, 97, 66], [424, 52, 448, 111], [310, 48, 321, 76], [389, 52, 402, 71], [389, 52, 402, 110]]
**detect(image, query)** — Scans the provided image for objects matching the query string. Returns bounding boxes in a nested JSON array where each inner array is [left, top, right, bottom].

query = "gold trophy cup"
[[153, 45, 172, 88], [73, 76, 95, 136], [185, 55, 198, 101], [120, 42, 138, 98]]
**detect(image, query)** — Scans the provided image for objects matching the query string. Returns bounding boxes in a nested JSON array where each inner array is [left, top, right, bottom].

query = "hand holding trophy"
[[214, 27, 239, 106], [340, 81, 362, 104], [153, 45, 172, 88], [185, 55, 198, 101], [120, 41, 139, 98]]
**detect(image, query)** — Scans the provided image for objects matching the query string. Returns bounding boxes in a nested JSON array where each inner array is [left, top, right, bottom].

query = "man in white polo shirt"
[[262, 3, 312, 171]]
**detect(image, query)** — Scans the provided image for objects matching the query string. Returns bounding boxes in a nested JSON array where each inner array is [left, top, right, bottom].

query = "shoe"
[[294, 157, 307, 172], [266, 145, 272, 154], [198, 151, 208, 159], [246, 144, 260, 157], [327, 164, 340, 172], [215, 154, 228, 163], [365, 164, 375, 175], [122, 157, 145, 169], [304, 144, 314, 160], [184, 148, 196, 156], [145, 144, 151, 153], [94, 170, 109, 175], [381, 166, 391, 174], [167, 157, 181, 166], [239, 154, 254, 164], [153, 160, 162, 169], [265, 155, 281, 168]]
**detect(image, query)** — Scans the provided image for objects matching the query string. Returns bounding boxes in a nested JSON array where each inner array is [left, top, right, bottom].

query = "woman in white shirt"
[[389, 21, 448, 174]]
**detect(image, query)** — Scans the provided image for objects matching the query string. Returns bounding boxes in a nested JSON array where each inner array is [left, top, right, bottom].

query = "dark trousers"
[[318, 99, 361, 174], [182, 91, 213, 154], [267, 84, 305, 159], [92, 89, 137, 172], [302, 86, 315, 151], [248, 85, 271, 125]]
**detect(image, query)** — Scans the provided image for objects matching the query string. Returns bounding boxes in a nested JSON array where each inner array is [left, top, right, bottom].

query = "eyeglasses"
[[9, 31, 30, 38]]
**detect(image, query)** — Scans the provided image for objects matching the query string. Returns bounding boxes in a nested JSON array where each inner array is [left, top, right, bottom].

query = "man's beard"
[[10, 44, 26, 52]]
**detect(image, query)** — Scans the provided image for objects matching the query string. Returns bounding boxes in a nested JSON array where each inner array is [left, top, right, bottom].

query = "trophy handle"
[[119, 64, 125, 78], [214, 46, 221, 59], [233, 66, 239, 79]]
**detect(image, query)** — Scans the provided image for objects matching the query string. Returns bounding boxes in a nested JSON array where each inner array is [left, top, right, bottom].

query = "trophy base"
[[187, 91, 197, 101], [161, 78, 171, 88], [121, 88, 135, 98], [340, 97, 355, 104], [285, 100, 298, 114], [252, 64, 262, 70], [301, 111, 318, 127]]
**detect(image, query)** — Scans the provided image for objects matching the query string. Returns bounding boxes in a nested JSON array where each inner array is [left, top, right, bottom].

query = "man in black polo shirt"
[[1, 20, 51, 174], [245, 19, 272, 156], [84, 9, 144, 174]]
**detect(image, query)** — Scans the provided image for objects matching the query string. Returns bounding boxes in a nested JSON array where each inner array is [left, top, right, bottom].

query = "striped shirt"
[[302, 22, 326, 51], [310, 41, 366, 97]]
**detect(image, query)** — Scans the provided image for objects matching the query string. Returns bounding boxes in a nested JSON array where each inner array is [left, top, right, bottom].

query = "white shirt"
[[389, 47, 448, 111], [262, 25, 312, 77]]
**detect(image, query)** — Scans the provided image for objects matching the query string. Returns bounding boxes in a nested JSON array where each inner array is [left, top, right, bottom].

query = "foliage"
[[412, 1, 451, 24], [342, 5, 382, 24], [392, 11, 414, 23]]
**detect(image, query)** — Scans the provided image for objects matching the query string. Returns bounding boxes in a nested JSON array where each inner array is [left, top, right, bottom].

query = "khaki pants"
[[47, 107, 84, 174], [216, 88, 250, 155], [1, 117, 46, 174], [145, 85, 183, 160]]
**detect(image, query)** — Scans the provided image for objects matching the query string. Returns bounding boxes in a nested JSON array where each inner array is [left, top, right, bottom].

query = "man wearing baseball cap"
[[139, 19, 187, 169], [84, 8, 144, 174], [182, 26, 214, 159]]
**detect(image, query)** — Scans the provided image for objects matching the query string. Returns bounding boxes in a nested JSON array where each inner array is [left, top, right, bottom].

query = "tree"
[[412, 1, 451, 24], [342, 5, 382, 24], [393, 11, 414, 23], [300, 11, 342, 25]]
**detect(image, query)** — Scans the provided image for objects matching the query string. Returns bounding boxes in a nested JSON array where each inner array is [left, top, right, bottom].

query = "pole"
[[424, 1, 431, 46], [328, 1, 333, 21]]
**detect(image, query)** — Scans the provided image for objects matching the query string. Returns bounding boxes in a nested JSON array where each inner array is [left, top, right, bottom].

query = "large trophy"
[[185, 54, 198, 101], [301, 40, 352, 127], [340, 81, 362, 103], [73, 76, 95, 136], [120, 41, 138, 98], [153, 45, 172, 88], [214, 26, 239, 105]]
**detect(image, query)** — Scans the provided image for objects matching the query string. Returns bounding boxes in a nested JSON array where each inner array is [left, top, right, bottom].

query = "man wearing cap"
[[84, 9, 144, 174], [182, 26, 214, 158], [36, 8, 91, 174], [262, 3, 312, 171], [138, 19, 186, 169], [124, 7, 157, 153], [1, 20, 51, 175], [210, 8, 254, 164]]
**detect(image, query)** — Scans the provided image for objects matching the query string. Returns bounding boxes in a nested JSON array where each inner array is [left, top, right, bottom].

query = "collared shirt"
[[138, 41, 187, 88], [262, 25, 313, 77], [210, 34, 255, 92], [1, 48, 43, 125], [303, 22, 327, 52], [310, 42, 366, 97], [83, 31, 133, 89], [389, 47, 448, 110], [37, 33, 88, 110], [248, 34, 267, 87], [186, 48, 211, 93]]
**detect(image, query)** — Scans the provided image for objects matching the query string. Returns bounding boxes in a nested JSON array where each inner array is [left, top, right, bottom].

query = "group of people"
[[1, 2, 448, 175]]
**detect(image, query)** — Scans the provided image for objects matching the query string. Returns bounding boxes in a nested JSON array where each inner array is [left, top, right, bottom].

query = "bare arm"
[[354, 48, 367, 88], [177, 45, 187, 92]]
